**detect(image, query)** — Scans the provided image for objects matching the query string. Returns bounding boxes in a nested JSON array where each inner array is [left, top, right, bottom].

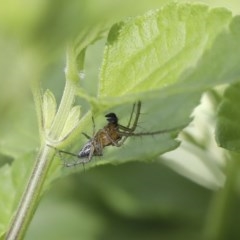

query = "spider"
[[50, 101, 184, 167]]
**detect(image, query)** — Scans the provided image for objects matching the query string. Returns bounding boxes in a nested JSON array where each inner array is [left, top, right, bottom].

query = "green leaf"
[[42, 90, 57, 134], [215, 82, 240, 151], [99, 4, 232, 97], [60, 106, 81, 140]]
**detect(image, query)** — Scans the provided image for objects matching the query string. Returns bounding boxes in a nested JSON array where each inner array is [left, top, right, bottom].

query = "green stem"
[[5, 79, 77, 239], [6, 46, 80, 239], [5, 145, 54, 240], [204, 152, 240, 240]]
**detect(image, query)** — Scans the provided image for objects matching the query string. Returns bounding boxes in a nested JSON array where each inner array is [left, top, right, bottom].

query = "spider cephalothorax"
[[105, 113, 118, 125]]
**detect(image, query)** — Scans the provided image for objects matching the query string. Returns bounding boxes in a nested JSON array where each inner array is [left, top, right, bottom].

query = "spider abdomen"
[[78, 141, 92, 158]]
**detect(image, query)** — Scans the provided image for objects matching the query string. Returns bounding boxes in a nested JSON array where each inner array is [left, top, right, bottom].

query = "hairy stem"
[[5, 145, 54, 240]]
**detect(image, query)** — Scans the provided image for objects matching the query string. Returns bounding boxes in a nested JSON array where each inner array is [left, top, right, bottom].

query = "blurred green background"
[[1, 1, 240, 240], [26, 163, 211, 240]]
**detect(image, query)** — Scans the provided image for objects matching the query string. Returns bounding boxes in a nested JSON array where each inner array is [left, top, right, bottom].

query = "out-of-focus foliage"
[[26, 162, 212, 240], [216, 82, 240, 151]]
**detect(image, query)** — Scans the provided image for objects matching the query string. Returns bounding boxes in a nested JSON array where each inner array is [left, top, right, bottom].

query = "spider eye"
[[105, 113, 118, 124]]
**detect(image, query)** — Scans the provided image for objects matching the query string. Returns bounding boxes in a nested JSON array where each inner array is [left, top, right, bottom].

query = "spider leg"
[[47, 145, 82, 167], [101, 129, 123, 147], [118, 101, 141, 132], [125, 102, 136, 129], [92, 116, 96, 135], [118, 124, 186, 137], [87, 143, 96, 161], [79, 115, 96, 140], [118, 101, 142, 145], [82, 132, 92, 140], [47, 144, 79, 158]]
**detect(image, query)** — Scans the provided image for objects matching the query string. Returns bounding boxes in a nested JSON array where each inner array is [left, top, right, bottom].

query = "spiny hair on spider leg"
[[60, 155, 80, 168], [64, 159, 86, 168], [134, 120, 145, 130], [137, 109, 146, 116], [64, 151, 103, 168]]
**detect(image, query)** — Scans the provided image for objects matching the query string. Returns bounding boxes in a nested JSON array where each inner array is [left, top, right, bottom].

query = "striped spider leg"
[[103, 101, 185, 147]]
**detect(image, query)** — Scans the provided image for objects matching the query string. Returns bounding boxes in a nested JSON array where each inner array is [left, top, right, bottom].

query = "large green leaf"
[[99, 4, 232, 97]]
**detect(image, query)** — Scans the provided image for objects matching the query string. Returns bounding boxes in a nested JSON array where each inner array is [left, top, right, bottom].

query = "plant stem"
[[5, 44, 81, 239], [204, 152, 240, 240], [5, 145, 54, 240], [6, 84, 77, 239]]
